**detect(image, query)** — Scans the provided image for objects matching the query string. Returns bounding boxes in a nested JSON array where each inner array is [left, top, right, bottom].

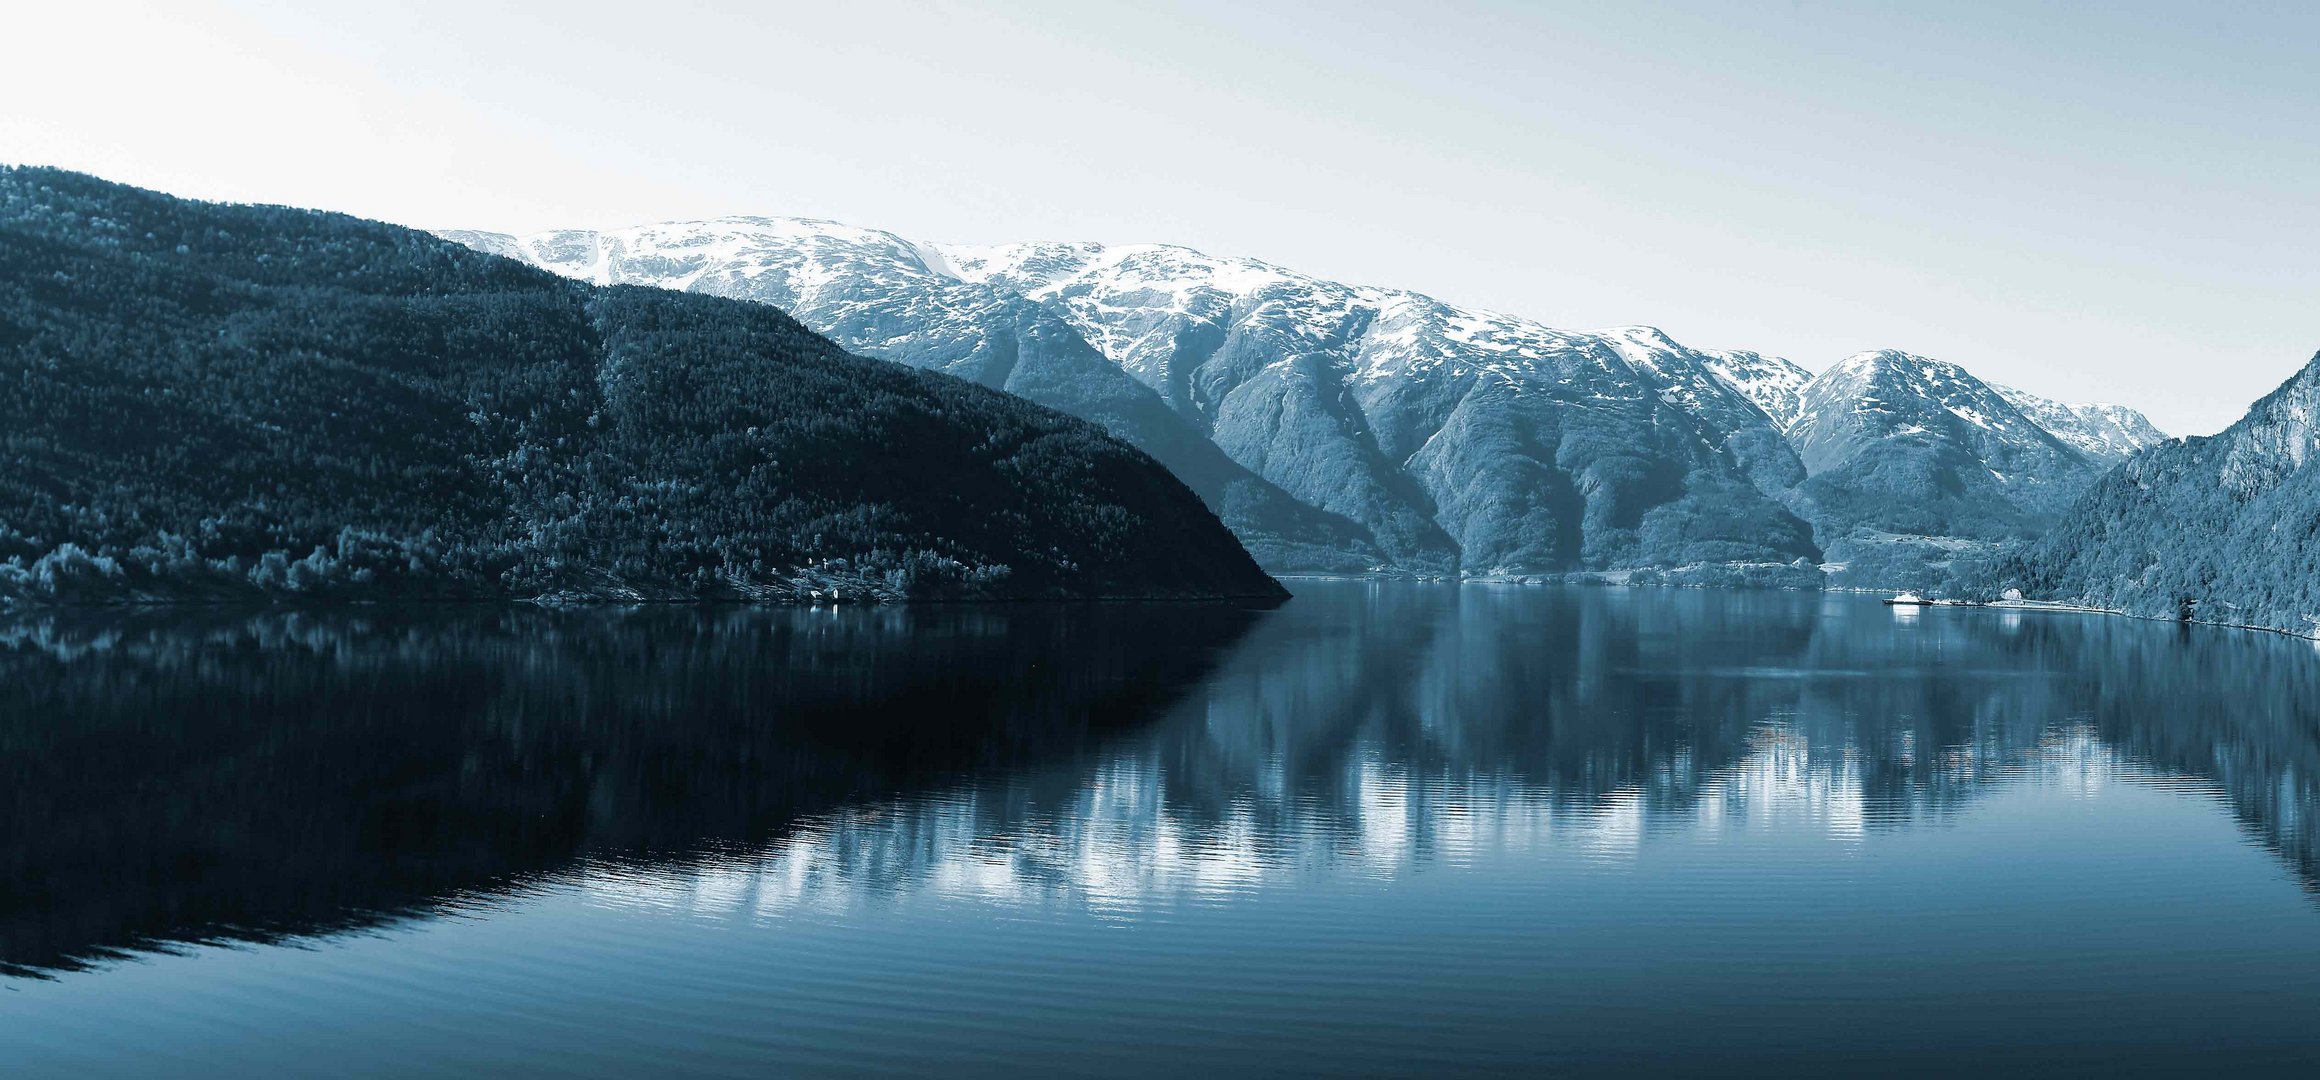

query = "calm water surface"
[[5, 582, 2320, 1076]]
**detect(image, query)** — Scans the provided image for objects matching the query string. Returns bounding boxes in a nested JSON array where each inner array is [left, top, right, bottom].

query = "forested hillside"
[[2019, 351, 2320, 636], [0, 168, 1285, 605]]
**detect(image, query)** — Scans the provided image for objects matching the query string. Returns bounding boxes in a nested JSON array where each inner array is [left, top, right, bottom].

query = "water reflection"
[[5, 584, 2319, 977], [0, 602, 1264, 976], [601, 586, 2320, 923]]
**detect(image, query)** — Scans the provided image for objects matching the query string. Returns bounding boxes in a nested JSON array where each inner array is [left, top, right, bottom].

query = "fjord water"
[[5, 585, 2320, 1075]]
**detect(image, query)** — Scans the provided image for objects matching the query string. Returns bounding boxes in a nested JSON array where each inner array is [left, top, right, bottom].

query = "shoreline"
[[0, 589, 1294, 613], [1272, 573, 2320, 644], [8, 575, 2316, 644]]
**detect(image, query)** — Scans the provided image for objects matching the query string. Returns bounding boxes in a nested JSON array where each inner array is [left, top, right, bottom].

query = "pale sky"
[[6, 0, 2316, 435]]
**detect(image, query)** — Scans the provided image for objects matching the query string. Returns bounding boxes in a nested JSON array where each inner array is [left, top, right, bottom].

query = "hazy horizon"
[[8, 0, 2317, 434]]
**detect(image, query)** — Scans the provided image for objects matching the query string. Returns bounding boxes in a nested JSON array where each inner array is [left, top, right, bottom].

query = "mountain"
[[447, 217, 2164, 589], [447, 220, 1826, 579], [2022, 351, 2320, 636], [1773, 350, 2129, 588], [0, 168, 1285, 605], [1991, 385, 2167, 465], [445, 220, 1385, 571], [1787, 350, 2102, 532], [1459, 335, 2162, 591]]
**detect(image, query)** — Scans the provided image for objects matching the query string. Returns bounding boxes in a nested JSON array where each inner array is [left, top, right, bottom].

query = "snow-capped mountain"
[[442, 217, 2160, 584], [1793, 350, 2088, 524], [1789, 351, 2084, 486], [1766, 349, 2168, 588], [1992, 385, 2168, 465], [441, 220, 1388, 570]]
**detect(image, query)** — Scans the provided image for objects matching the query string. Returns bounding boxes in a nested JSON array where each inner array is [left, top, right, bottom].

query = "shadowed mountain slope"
[[0, 169, 1284, 604]]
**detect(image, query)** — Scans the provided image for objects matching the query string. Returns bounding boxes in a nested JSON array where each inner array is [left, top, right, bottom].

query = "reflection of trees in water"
[[0, 603, 1263, 976], [2065, 621, 2320, 896], [6, 587, 2319, 976]]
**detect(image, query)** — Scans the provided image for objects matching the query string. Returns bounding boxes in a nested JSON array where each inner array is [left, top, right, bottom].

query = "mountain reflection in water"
[[582, 585, 2320, 927], [5, 583, 2319, 982], [0, 601, 1264, 976]]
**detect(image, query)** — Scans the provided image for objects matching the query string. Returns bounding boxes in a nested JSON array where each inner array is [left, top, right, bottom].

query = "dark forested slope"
[[2019, 351, 2320, 636], [0, 168, 1284, 604]]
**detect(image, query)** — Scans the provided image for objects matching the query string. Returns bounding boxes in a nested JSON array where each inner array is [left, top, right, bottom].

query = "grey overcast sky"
[[5, 0, 2316, 434]]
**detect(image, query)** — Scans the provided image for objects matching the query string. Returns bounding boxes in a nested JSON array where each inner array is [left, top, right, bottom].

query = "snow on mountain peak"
[[1993, 385, 2168, 464], [1695, 349, 1813, 427], [1598, 325, 1680, 349], [440, 214, 2163, 489]]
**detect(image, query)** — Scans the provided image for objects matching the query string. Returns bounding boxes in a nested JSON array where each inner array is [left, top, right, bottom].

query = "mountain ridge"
[[444, 216, 2165, 586]]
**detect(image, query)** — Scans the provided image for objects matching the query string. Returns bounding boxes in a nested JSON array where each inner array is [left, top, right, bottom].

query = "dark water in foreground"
[[5, 582, 2320, 1076]]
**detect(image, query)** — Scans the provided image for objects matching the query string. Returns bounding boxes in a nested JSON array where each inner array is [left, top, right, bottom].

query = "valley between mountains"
[[445, 218, 2167, 590]]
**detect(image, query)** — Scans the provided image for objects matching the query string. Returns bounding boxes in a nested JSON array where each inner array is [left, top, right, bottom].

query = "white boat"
[[1883, 591, 1933, 606]]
